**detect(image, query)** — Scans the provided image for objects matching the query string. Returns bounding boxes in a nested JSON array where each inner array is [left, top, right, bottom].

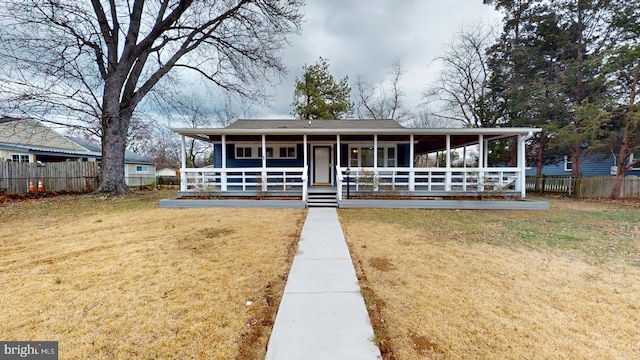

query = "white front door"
[[313, 146, 331, 185]]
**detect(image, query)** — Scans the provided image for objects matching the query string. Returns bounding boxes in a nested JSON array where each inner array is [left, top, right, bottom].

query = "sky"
[[258, 0, 503, 119]]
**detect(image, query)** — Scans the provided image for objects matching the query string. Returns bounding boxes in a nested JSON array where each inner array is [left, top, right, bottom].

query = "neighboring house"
[[171, 119, 541, 206], [526, 153, 640, 178], [0, 117, 100, 162], [0, 117, 156, 186], [72, 138, 156, 186], [156, 167, 178, 177]]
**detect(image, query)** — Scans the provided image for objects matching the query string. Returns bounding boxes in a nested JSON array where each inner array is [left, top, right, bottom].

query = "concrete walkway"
[[265, 208, 382, 360]]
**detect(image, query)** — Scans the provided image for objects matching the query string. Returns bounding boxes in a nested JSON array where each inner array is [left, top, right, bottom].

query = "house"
[[0, 117, 100, 163], [0, 117, 156, 186], [71, 138, 157, 187], [169, 119, 543, 208], [526, 153, 640, 178], [156, 167, 178, 177]]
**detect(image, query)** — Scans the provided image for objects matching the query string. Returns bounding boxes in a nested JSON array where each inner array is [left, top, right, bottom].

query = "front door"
[[313, 146, 331, 185]]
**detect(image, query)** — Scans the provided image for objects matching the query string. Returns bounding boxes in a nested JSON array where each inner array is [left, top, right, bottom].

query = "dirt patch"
[[369, 257, 395, 272], [204, 227, 236, 238], [409, 331, 445, 358]]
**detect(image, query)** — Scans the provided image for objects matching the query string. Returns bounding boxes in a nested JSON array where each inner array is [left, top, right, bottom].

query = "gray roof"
[[227, 119, 405, 130], [70, 137, 155, 165]]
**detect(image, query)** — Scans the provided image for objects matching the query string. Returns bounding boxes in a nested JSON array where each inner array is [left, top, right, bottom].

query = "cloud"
[[262, 0, 501, 119]]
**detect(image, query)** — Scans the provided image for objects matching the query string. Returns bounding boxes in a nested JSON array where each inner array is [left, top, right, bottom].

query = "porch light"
[[346, 167, 351, 199]]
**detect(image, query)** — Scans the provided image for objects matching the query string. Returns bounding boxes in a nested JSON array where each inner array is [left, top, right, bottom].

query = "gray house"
[[0, 117, 156, 186]]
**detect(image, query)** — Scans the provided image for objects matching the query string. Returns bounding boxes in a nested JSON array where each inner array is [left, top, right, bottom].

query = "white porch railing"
[[181, 167, 307, 199], [336, 167, 521, 199]]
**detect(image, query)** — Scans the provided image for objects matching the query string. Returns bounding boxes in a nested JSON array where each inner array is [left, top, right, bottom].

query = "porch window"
[[258, 147, 274, 158], [136, 165, 149, 173], [350, 146, 396, 167], [236, 144, 296, 159], [279, 146, 296, 159], [236, 146, 254, 159], [377, 147, 396, 167], [11, 154, 29, 163]]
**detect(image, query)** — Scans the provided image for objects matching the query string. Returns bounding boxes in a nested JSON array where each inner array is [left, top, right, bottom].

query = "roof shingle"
[[226, 119, 405, 130]]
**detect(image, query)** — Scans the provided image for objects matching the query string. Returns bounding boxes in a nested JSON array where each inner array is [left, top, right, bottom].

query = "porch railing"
[[336, 167, 521, 199], [181, 167, 307, 199]]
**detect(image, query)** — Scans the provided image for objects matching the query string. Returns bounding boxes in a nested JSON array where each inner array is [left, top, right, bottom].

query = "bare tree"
[[355, 57, 412, 123], [424, 23, 494, 128], [160, 93, 220, 167], [0, 0, 302, 195], [408, 107, 453, 128]]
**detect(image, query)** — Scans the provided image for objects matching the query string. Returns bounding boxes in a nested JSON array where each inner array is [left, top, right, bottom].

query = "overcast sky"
[[258, 0, 502, 119]]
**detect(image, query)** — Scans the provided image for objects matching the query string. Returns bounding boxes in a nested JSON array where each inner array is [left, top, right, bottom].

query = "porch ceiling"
[[177, 127, 540, 153]]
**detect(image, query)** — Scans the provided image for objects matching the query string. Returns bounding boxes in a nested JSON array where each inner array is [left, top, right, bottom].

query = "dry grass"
[[339, 197, 640, 359], [0, 190, 306, 359]]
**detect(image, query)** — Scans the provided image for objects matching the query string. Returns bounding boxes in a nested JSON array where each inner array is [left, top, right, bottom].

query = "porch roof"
[[173, 119, 539, 137], [172, 119, 541, 153]]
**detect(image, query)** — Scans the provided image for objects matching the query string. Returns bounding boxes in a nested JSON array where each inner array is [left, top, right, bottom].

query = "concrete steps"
[[307, 187, 337, 208]]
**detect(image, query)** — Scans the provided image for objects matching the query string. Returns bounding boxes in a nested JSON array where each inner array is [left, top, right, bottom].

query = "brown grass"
[[339, 197, 640, 359], [0, 190, 306, 359]]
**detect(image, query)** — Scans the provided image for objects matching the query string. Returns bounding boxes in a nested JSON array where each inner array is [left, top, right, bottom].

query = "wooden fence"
[[525, 175, 582, 196], [0, 161, 99, 194], [580, 175, 640, 198]]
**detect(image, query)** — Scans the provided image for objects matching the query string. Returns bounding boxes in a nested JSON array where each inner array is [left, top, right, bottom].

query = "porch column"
[[484, 139, 489, 167], [261, 134, 267, 191], [373, 134, 379, 191], [303, 134, 308, 201], [409, 134, 415, 191], [445, 134, 451, 191], [180, 135, 186, 192], [336, 134, 342, 200], [373, 134, 378, 169], [478, 134, 484, 192], [518, 134, 526, 198], [336, 134, 341, 169], [221, 134, 227, 191]]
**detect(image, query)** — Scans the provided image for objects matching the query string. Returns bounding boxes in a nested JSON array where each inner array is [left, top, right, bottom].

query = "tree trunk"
[[610, 151, 627, 199], [536, 132, 546, 178], [97, 102, 132, 195], [611, 71, 639, 199], [570, 142, 581, 177], [611, 114, 632, 199]]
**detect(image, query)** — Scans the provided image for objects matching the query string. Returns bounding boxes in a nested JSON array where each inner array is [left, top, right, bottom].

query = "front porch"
[[166, 119, 547, 209]]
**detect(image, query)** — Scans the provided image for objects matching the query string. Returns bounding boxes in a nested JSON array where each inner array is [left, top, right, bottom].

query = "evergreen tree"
[[291, 57, 353, 119]]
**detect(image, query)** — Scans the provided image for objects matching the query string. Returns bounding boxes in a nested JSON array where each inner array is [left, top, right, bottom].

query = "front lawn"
[[0, 190, 307, 359], [339, 197, 640, 359]]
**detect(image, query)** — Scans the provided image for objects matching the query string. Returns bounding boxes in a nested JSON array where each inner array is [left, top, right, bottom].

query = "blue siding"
[[397, 143, 410, 167], [527, 153, 640, 177], [213, 143, 303, 168], [214, 142, 412, 169]]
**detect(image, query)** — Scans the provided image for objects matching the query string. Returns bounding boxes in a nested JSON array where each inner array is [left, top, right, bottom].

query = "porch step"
[[307, 189, 337, 208]]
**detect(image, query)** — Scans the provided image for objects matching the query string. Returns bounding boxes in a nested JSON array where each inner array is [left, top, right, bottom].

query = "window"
[[235, 144, 297, 159], [630, 151, 640, 170], [136, 165, 149, 173], [279, 146, 296, 159], [350, 146, 396, 168], [236, 146, 253, 158], [11, 154, 29, 163], [564, 156, 572, 172]]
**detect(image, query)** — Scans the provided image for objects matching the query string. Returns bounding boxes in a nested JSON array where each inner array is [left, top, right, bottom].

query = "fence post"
[[576, 175, 582, 197], [541, 175, 546, 194]]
